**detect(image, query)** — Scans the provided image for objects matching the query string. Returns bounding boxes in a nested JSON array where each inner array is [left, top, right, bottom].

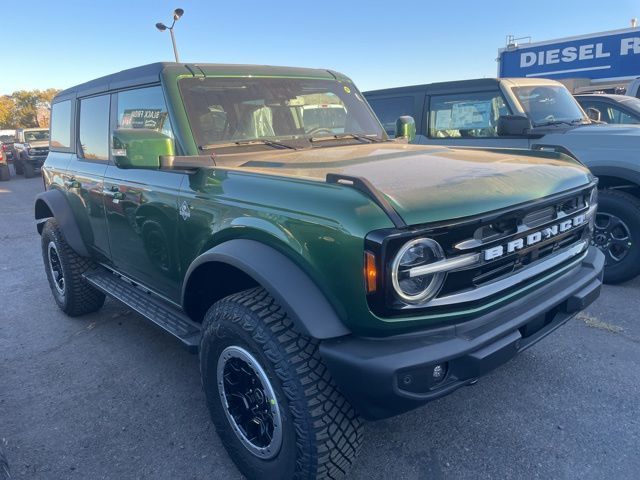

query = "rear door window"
[[428, 91, 511, 138], [78, 95, 110, 161]]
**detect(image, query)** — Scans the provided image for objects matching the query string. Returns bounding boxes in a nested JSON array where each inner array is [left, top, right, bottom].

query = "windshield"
[[24, 130, 50, 142], [179, 77, 385, 150], [0, 135, 15, 143], [618, 96, 640, 113], [512, 85, 588, 126]]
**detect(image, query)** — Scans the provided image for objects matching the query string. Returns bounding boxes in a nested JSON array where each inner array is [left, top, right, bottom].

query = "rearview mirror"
[[112, 129, 175, 169], [497, 115, 533, 136], [586, 107, 602, 122], [395, 116, 416, 142]]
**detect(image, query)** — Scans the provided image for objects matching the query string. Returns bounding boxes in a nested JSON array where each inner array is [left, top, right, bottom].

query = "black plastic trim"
[[326, 173, 407, 228], [182, 239, 350, 339], [34, 188, 90, 257], [320, 246, 604, 420]]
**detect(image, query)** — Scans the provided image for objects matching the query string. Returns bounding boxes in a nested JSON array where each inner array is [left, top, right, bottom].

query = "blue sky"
[[2, 0, 638, 95]]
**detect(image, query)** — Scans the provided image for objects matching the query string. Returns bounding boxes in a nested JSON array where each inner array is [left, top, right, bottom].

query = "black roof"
[[365, 78, 503, 96], [54, 62, 341, 102], [55, 63, 174, 101]]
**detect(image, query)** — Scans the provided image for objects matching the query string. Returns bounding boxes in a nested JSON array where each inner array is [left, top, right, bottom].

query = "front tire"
[[200, 287, 363, 480], [41, 218, 106, 316], [594, 189, 640, 284]]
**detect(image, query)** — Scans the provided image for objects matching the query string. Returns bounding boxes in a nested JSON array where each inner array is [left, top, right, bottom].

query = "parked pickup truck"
[[36, 63, 603, 480], [13, 127, 49, 177], [365, 78, 640, 283]]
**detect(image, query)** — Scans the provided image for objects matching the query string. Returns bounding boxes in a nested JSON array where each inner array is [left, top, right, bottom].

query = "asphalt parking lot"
[[1, 176, 639, 480]]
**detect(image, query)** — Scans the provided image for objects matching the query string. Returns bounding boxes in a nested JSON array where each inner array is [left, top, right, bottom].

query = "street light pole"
[[169, 28, 179, 62], [156, 8, 184, 62]]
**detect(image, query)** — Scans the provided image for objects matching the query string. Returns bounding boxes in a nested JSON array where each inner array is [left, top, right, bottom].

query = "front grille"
[[365, 183, 596, 319], [437, 190, 593, 298]]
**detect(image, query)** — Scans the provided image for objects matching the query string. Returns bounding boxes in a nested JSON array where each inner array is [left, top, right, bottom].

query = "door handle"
[[64, 178, 80, 189], [103, 187, 125, 200]]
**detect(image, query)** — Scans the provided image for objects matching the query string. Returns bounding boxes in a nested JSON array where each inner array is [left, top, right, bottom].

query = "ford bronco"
[[36, 63, 603, 480], [365, 78, 640, 284], [13, 128, 49, 178]]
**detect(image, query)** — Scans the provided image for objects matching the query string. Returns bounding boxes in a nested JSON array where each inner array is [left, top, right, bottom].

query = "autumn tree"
[[0, 89, 62, 129]]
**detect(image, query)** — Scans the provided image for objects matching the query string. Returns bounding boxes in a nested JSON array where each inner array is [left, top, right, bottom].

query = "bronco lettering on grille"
[[483, 214, 586, 261]]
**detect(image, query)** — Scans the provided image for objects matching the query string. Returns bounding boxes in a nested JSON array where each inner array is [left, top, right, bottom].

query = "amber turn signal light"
[[364, 251, 377, 293]]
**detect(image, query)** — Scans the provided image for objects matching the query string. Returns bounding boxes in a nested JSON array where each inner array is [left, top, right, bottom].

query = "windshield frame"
[[178, 75, 388, 152], [511, 85, 589, 127]]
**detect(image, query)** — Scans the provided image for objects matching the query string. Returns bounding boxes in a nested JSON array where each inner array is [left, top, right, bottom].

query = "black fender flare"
[[182, 239, 351, 339], [34, 189, 90, 257], [587, 166, 640, 189]]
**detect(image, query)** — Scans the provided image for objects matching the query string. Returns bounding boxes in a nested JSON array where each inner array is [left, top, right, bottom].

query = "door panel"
[[63, 159, 110, 259], [103, 167, 185, 302], [104, 85, 184, 302], [63, 94, 112, 261]]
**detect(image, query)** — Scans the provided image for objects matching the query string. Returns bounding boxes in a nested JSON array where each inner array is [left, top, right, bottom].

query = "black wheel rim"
[[217, 346, 282, 459], [593, 212, 633, 265], [47, 241, 65, 296]]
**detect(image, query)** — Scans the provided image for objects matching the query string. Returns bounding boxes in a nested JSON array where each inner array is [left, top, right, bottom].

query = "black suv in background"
[[13, 128, 49, 177]]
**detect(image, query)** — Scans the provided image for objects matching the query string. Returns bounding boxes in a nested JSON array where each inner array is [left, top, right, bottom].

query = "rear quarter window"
[[50, 100, 72, 150], [367, 96, 415, 136]]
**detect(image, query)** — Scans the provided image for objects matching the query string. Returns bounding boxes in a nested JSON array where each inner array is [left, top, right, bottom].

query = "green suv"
[[35, 62, 604, 480]]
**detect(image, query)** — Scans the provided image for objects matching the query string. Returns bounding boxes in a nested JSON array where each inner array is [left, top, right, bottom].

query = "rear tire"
[[0, 165, 9, 181], [13, 158, 23, 175], [594, 189, 640, 284], [23, 161, 35, 178], [200, 287, 363, 480], [41, 218, 106, 316]]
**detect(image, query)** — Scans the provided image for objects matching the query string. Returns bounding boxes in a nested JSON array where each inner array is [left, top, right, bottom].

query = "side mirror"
[[395, 115, 416, 142], [112, 129, 175, 169], [586, 107, 602, 122], [497, 115, 533, 136]]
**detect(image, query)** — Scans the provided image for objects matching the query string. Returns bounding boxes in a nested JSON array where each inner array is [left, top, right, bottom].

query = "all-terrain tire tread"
[[41, 219, 105, 316], [201, 287, 363, 480]]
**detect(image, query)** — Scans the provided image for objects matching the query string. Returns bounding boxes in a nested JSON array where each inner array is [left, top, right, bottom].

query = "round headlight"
[[391, 238, 446, 304]]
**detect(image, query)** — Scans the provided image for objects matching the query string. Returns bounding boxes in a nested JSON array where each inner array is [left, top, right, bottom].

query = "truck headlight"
[[391, 238, 446, 304]]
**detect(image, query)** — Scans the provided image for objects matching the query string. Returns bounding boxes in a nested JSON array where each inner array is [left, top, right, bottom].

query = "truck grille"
[[436, 188, 595, 300], [31, 148, 49, 156]]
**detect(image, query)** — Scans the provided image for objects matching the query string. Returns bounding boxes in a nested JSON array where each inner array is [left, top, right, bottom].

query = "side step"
[[84, 269, 201, 353]]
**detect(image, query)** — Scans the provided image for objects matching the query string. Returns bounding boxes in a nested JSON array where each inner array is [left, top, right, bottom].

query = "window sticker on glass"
[[121, 109, 167, 129], [450, 101, 492, 129], [434, 109, 452, 130]]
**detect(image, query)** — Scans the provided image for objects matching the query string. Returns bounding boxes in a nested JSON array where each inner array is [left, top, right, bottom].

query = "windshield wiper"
[[533, 119, 585, 127], [200, 138, 299, 151], [309, 133, 384, 144]]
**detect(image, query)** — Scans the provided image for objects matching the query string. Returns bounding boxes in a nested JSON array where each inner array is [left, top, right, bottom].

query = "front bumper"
[[24, 155, 47, 166], [320, 246, 604, 420]]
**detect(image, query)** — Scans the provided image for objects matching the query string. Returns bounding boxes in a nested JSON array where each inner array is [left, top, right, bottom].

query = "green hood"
[[215, 143, 593, 226]]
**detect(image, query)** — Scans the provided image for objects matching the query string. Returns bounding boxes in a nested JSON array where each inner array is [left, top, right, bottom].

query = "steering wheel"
[[307, 127, 334, 136]]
